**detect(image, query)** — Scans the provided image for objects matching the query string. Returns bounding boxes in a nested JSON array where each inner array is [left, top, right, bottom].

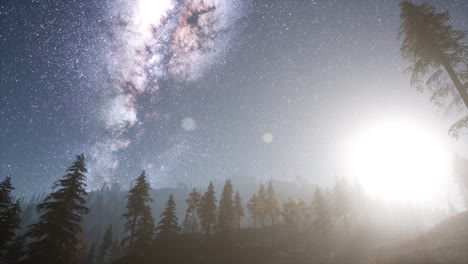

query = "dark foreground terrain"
[[113, 213, 468, 264]]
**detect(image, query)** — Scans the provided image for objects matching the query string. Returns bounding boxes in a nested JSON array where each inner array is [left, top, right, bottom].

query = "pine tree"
[[265, 181, 281, 227], [121, 171, 154, 254], [0, 176, 14, 214], [215, 179, 235, 239], [85, 242, 96, 264], [156, 194, 179, 240], [282, 197, 308, 251], [185, 188, 201, 233], [4, 236, 24, 264], [247, 193, 260, 233], [0, 176, 22, 262], [257, 183, 266, 228], [134, 205, 155, 251], [312, 187, 332, 257], [0, 176, 14, 228], [398, 1, 468, 137], [97, 224, 113, 264], [233, 191, 244, 233], [25, 154, 89, 264], [197, 181, 217, 237]]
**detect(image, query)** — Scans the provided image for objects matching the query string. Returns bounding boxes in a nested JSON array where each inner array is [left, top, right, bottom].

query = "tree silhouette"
[[399, 1, 468, 137], [247, 193, 261, 233], [134, 207, 155, 253], [97, 224, 113, 264], [282, 197, 308, 251], [215, 179, 235, 239], [4, 236, 24, 264], [234, 191, 244, 233], [121, 171, 154, 254], [0, 176, 22, 262], [185, 188, 201, 233], [197, 182, 217, 237], [156, 194, 180, 240], [25, 154, 89, 264]]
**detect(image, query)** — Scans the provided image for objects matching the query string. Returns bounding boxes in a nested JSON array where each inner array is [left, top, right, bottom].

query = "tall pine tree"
[[25, 154, 89, 264], [185, 188, 201, 233], [399, 1, 468, 137], [215, 179, 235, 239], [156, 194, 179, 240], [134, 205, 155, 251], [121, 171, 154, 254], [0, 176, 22, 262], [197, 182, 217, 237], [247, 193, 260, 233], [4, 236, 24, 264], [282, 197, 308, 251]]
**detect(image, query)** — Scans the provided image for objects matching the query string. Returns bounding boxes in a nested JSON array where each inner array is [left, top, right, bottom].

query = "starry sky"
[[1, 0, 468, 198]]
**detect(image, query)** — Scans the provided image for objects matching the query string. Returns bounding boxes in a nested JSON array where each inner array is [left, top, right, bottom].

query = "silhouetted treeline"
[[2, 153, 463, 264]]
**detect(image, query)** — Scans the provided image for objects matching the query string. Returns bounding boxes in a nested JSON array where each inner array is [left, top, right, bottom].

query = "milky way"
[[86, 0, 249, 188]]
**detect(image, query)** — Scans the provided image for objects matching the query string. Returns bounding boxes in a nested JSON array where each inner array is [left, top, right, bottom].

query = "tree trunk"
[[440, 54, 468, 109]]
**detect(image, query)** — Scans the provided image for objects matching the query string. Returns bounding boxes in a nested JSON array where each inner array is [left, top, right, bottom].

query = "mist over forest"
[[1, 0, 468, 264]]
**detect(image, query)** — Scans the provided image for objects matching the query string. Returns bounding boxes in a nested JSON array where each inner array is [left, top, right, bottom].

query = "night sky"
[[1, 0, 467, 200]]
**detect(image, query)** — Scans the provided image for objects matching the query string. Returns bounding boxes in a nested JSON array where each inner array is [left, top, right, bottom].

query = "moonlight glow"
[[346, 121, 452, 202]]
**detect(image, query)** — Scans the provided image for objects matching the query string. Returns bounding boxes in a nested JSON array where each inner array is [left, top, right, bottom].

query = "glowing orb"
[[181, 117, 197, 131], [346, 121, 451, 202], [262, 132, 274, 143]]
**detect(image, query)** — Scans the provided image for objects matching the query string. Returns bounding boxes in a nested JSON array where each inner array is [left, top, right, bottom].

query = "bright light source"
[[346, 120, 451, 202]]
